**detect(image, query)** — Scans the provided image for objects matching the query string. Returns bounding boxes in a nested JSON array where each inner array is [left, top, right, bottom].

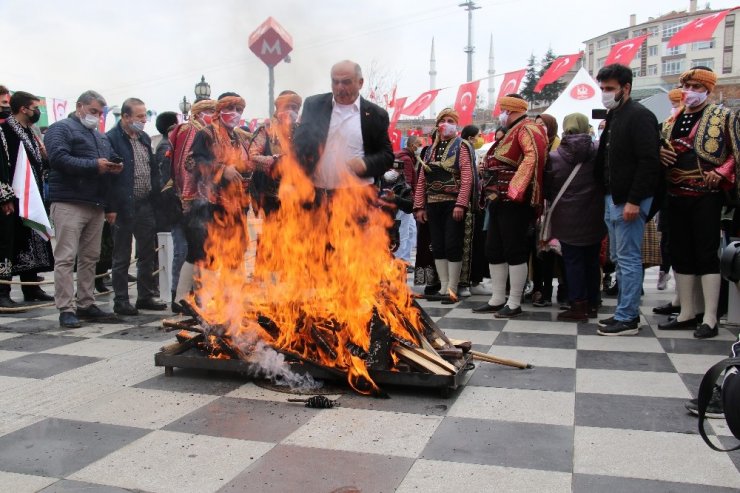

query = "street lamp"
[[179, 96, 191, 121], [194, 75, 211, 102]]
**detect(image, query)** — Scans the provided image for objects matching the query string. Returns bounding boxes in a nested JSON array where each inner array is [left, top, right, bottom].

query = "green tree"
[[538, 48, 566, 105], [520, 54, 538, 104]]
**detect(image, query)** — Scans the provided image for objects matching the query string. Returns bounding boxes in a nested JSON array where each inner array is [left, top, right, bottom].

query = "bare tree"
[[361, 59, 401, 110]]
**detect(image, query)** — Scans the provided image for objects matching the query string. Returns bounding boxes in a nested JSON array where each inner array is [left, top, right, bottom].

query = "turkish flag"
[[667, 9, 733, 48], [534, 53, 583, 93], [605, 35, 648, 66], [385, 85, 397, 108], [388, 125, 402, 152], [492, 69, 526, 116], [453, 80, 480, 126], [390, 97, 407, 127], [401, 89, 440, 117]]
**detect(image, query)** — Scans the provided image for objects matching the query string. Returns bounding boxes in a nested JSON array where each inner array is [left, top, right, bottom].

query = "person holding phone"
[[45, 90, 122, 328]]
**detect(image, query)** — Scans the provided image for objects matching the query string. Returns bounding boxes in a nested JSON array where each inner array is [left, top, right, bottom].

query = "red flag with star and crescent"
[[401, 89, 440, 117], [605, 35, 649, 66], [453, 80, 480, 126], [534, 53, 582, 93], [493, 69, 526, 116], [667, 9, 733, 48]]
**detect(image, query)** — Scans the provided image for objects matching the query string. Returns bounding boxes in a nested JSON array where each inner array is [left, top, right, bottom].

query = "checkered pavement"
[[0, 267, 739, 492]]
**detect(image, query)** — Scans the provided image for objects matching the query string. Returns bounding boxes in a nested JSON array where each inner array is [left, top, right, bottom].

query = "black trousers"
[[667, 193, 722, 275], [427, 201, 464, 262], [112, 200, 158, 303], [470, 210, 488, 283], [486, 200, 533, 265], [561, 241, 601, 305]]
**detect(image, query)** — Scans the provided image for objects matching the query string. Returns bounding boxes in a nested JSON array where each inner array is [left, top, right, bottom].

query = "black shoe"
[[658, 318, 697, 330], [95, 278, 109, 293], [135, 298, 167, 311], [22, 287, 54, 302], [0, 294, 20, 309], [472, 302, 505, 313], [59, 311, 82, 328], [77, 304, 116, 321], [113, 301, 139, 316], [494, 305, 522, 318], [686, 385, 724, 418], [653, 302, 681, 315], [597, 318, 639, 336], [424, 284, 441, 296], [127, 274, 137, 282], [694, 323, 718, 339], [597, 316, 617, 328]]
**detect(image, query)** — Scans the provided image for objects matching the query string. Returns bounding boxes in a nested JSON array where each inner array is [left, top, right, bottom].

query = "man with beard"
[[0, 91, 55, 306], [475, 94, 548, 318]]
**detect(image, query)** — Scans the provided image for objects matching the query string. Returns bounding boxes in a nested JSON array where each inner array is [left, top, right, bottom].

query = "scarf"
[[6, 115, 42, 165]]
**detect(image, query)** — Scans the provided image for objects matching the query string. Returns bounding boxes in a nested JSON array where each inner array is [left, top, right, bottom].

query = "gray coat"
[[544, 134, 606, 246]]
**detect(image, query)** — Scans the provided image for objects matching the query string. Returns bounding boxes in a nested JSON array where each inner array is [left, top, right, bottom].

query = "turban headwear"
[[435, 108, 459, 125], [499, 95, 528, 114], [216, 95, 246, 113], [668, 88, 683, 103], [191, 99, 216, 116], [679, 68, 717, 92]]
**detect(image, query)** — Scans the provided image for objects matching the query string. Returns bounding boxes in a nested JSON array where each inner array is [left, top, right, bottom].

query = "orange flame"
[[190, 122, 424, 394]]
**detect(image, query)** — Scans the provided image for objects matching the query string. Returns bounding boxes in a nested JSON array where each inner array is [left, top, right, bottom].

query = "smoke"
[[246, 341, 323, 391]]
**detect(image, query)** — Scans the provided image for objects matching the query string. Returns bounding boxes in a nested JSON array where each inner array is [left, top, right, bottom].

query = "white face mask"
[[81, 112, 99, 129], [383, 169, 400, 182], [438, 122, 457, 139], [498, 111, 509, 128], [601, 88, 623, 110], [683, 89, 708, 108]]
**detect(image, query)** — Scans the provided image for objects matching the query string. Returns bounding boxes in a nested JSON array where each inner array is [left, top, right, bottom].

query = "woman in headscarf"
[[413, 108, 475, 303], [544, 113, 605, 321]]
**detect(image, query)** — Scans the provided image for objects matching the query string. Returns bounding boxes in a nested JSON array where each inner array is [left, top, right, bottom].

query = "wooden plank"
[[393, 345, 453, 375], [410, 347, 457, 373], [470, 350, 533, 369]]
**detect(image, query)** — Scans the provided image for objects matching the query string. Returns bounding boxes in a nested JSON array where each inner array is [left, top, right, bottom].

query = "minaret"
[[488, 34, 495, 108], [429, 37, 437, 119]]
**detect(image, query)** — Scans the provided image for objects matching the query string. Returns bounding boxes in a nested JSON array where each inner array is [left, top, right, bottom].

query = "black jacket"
[[595, 98, 661, 206], [293, 94, 394, 181], [45, 115, 116, 211], [106, 122, 160, 218]]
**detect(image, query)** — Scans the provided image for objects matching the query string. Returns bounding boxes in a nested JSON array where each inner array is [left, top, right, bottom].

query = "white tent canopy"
[[541, 67, 603, 135]]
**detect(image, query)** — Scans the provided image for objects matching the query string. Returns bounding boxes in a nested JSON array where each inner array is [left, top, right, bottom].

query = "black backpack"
[[697, 355, 740, 451]]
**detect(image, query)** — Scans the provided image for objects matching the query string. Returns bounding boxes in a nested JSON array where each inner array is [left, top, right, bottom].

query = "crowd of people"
[[0, 62, 738, 342]]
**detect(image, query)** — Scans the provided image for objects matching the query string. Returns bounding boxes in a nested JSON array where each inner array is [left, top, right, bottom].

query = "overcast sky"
[[1, 0, 736, 121]]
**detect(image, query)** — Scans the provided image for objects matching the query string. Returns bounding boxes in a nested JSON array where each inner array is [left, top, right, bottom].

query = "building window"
[[612, 32, 628, 45], [664, 43, 686, 56], [663, 20, 687, 38], [648, 45, 658, 56], [662, 60, 685, 75], [648, 26, 660, 38], [597, 56, 607, 69], [632, 68, 641, 78], [691, 39, 715, 50], [723, 51, 733, 74], [647, 64, 658, 75], [597, 38, 608, 49], [691, 58, 714, 70]]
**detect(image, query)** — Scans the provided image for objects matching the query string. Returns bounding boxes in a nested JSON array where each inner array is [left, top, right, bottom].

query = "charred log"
[[366, 307, 392, 371]]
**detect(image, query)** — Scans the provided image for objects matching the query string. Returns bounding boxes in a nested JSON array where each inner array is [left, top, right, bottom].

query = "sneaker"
[[533, 298, 552, 308], [59, 311, 82, 328], [686, 385, 724, 418], [76, 304, 116, 321], [523, 280, 534, 296], [597, 316, 617, 328], [597, 318, 640, 336], [458, 287, 471, 297], [657, 271, 671, 290], [469, 284, 492, 295]]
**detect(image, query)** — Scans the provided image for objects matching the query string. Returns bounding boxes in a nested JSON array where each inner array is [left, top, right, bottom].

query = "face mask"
[[414, 147, 422, 157], [28, 108, 41, 124], [220, 111, 240, 128], [0, 106, 9, 119], [201, 113, 213, 125], [602, 88, 623, 110], [439, 122, 457, 139], [81, 112, 99, 129], [278, 110, 299, 125], [383, 170, 400, 182], [473, 136, 484, 149], [683, 89, 708, 109], [498, 111, 509, 127], [670, 107, 679, 117], [131, 120, 145, 132]]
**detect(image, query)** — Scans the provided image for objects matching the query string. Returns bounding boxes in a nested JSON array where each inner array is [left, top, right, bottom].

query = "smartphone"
[[592, 109, 608, 120], [110, 157, 123, 164]]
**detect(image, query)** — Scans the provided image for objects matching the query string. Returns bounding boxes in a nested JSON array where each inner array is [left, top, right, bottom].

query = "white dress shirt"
[[313, 96, 371, 189]]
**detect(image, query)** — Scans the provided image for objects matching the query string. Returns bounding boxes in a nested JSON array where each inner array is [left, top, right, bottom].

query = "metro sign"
[[248, 17, 293, 67]]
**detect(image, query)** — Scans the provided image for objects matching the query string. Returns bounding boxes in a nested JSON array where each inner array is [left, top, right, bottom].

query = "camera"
[[592, 109, 608, 120]]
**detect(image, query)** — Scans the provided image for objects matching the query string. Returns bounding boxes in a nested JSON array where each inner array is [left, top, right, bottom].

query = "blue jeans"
[[395, 211, 416, 263], [604, 195, 652, 321], [171, 220, 188, 298]]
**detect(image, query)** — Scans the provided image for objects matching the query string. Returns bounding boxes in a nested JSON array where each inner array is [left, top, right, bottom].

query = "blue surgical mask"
[[132, 121, 146, 132]]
